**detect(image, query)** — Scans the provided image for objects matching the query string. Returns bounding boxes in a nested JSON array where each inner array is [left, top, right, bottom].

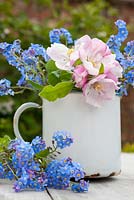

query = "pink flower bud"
[[73, 65, 88, 88]]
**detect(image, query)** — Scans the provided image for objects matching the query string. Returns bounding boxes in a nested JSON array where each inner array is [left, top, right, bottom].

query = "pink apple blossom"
[[47, 43, 74, 71], [74, 35, 92, 52], [73, 36, 114, 76], [73, 65, 88, 88], [83, 74, 118, 107], [103, 55, 123, 82]]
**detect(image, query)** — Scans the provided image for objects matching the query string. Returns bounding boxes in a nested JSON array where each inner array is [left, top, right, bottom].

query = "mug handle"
[[13, 102, 41, 141]]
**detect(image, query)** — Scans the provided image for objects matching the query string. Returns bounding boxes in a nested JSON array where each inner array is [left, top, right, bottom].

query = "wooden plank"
[[48, 153, 134, 200], [0, 180, 51, 200], [121, 153, 134, 176]]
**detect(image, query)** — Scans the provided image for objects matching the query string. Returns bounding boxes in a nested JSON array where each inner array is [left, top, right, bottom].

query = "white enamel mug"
[[13, 93, 121, 178]]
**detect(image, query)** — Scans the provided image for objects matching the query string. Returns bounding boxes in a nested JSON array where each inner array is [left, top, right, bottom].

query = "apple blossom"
[[83, 74, 118, 107], [47, 43, 74, 71], [73, 36, 113, 76]]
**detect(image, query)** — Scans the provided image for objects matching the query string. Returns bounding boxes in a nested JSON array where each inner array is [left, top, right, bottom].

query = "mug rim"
[[42, 92, 120, 103]]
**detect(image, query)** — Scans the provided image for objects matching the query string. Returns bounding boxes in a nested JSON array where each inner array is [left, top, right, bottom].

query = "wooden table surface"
[[0, 153, 133, 200]]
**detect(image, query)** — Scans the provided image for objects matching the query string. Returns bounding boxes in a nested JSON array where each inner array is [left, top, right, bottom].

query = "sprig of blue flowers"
[[49, 28, 73, 44], [0, 131, 89, 193], [0, 40, 48, 88], [0, 79, 14, 96], [107, 19, 134, 96], [0, 28, 73, 96], [53, 130, 73, 149]]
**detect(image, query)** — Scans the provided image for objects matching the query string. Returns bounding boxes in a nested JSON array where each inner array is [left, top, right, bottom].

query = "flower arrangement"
[[0, 20, 133, 107], [0, 132, 89, 192]]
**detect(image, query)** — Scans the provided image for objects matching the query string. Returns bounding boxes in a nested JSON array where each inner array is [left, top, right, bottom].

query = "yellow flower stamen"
[[93, 83, 102, 91], [67, 48, 74, 56]]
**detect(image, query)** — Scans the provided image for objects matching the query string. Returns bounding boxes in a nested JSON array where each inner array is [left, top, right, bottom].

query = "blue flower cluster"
[[125, 41, 134, 56], [0, 163, 4, 179], [0, 40, 48, 89], [53, 130, 73, 149], [72, 180, 89, 192], [0, 132, 89, 193], [0, 79, 14, 96], [49, 28, 73, 44], [13, 169, 47, 192], [0, 40, 21, 68], [0, 136, 47, 192], [117, 69, 134, 96], [46, 157, 85, 190], [0, 163, 14, 180], [18, 43, 49, 86], [107, 19, 134, 96], [31, 136, 46, 153], [122, 41, 134, 68], [107, 20, 128, 60]]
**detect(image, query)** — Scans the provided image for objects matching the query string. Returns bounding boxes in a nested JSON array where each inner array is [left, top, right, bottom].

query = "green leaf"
[[99, 63, 104, 74], [0, 135, 11, 152], [27, 80, 44, 91], [52, 71, 60, 78], [36, 148, 50, 158], [48, 70, 72, 86], [45, 60, 58, 73], [74, 59, 82, 66], [45, 60, 72, 86], [48, 72, 61, 86], [60, 71, 72, 81], [39, 81, 73, 101]]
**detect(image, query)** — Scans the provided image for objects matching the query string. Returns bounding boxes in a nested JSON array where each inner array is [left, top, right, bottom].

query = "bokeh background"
[[0, 0, 134, 151]]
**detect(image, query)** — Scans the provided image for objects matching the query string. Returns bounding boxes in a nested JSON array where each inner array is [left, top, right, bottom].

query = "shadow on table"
[[85, 177, 118, 183], [70, 176, 118, 184]]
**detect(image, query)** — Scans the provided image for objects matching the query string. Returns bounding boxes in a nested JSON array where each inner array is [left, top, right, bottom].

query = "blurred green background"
[[0, 0, 134, 151]]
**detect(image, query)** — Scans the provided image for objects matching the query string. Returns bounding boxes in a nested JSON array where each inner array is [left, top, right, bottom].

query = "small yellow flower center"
[[87, 56, 97, 67], [67, 48, 74, 56], [89, 59, 96, 67], [30, 174, 33, 178], [17, 152, 21, 157], [93, 83, 102, 91], [91, 60, 96, 67]]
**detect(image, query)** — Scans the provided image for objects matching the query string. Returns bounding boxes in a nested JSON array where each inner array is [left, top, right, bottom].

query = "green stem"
[[14, 53, 45, 80], [50, 144, 57, 155], [11, 86, 34, 91], [46, 148, 57, 157], [14, 89, 25, 94], [0, 152, 7, 155], [119, 77, 126, 83], [4, 161, 18, 180], [39, 60, 46, 66], [36, 65, 46, 81], [124, 66, 134, 73]]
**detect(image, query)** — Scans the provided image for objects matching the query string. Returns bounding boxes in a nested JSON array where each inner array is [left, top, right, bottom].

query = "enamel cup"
[[13, 93, 121, 177]]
